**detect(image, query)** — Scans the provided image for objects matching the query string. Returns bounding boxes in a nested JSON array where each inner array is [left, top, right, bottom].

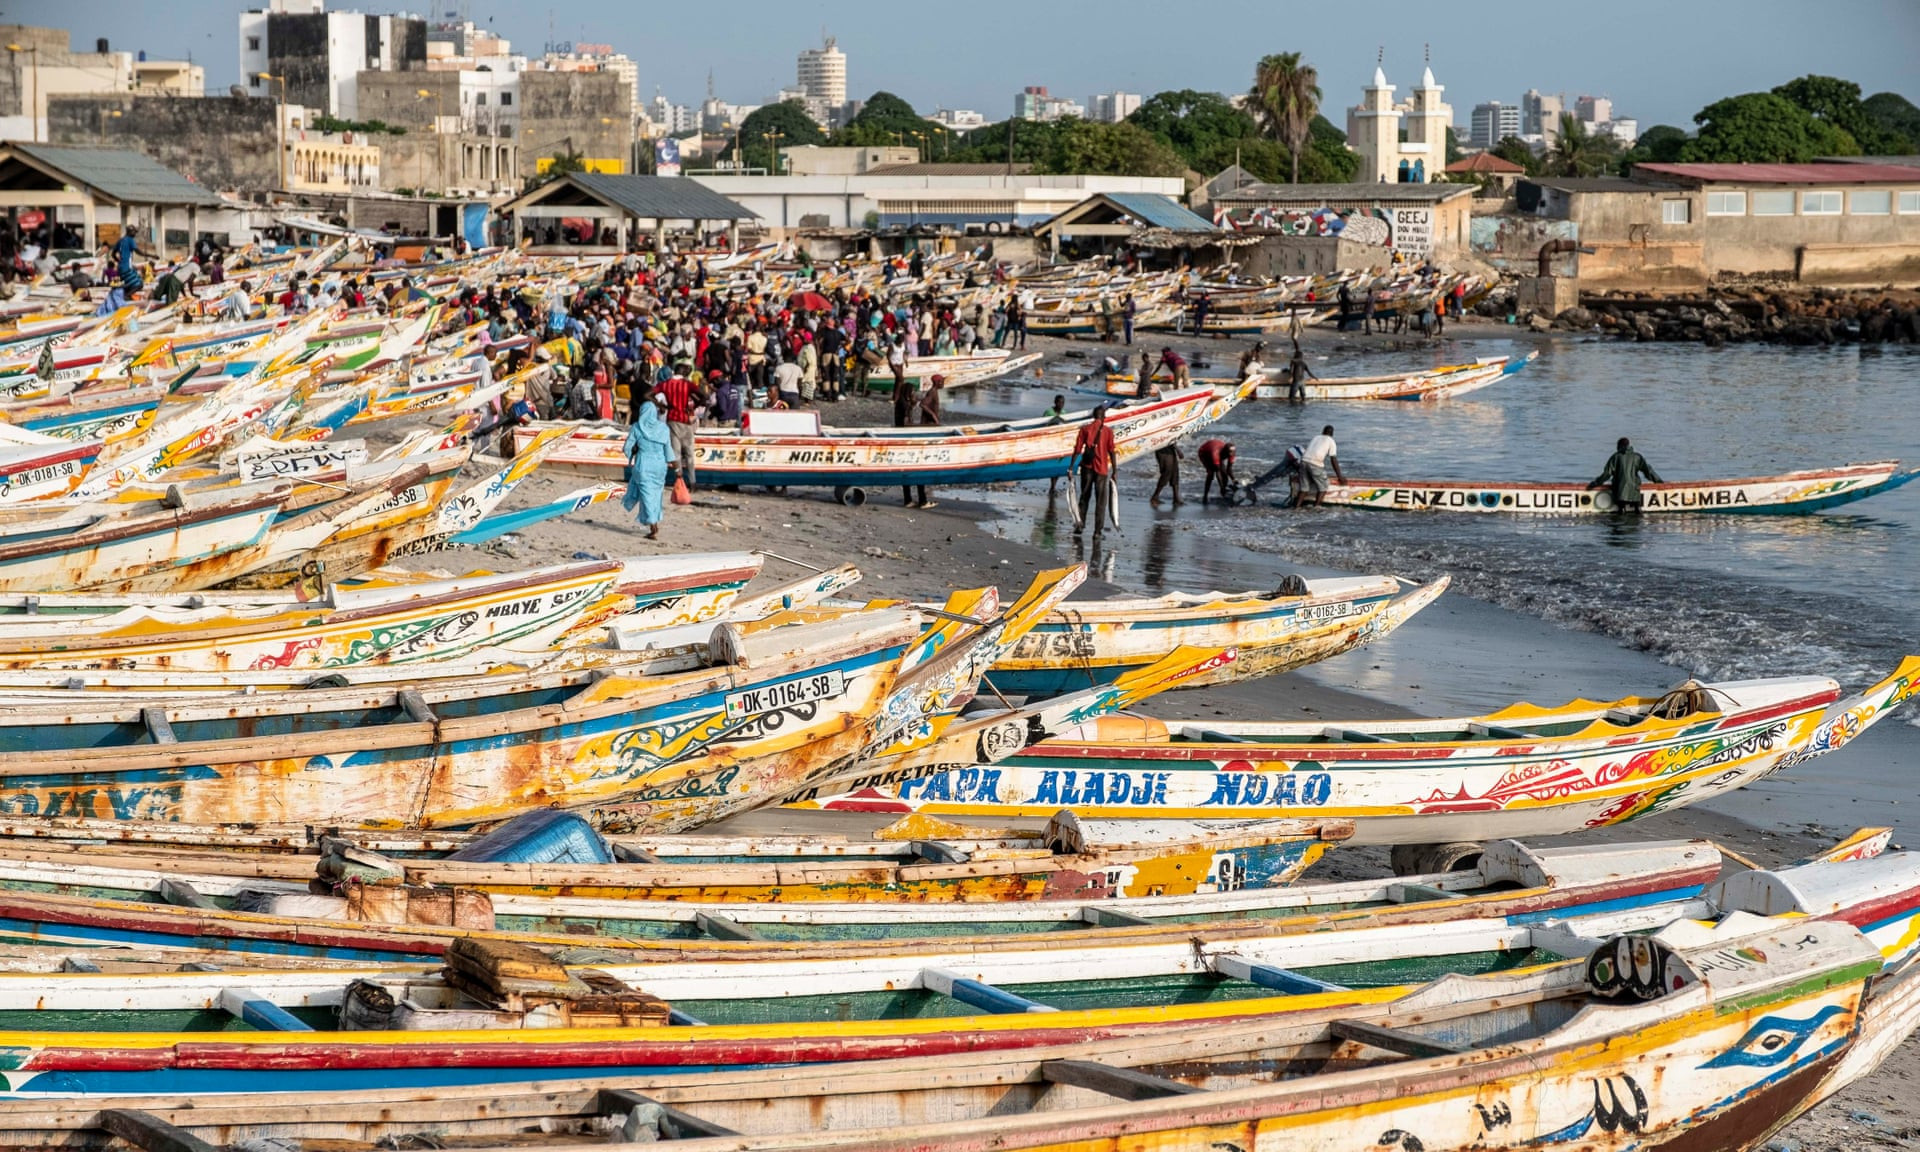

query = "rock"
[[1527, 313, 1553, 333], [1554, 306, 1595, 329], [1633, 317, 1657, 342]]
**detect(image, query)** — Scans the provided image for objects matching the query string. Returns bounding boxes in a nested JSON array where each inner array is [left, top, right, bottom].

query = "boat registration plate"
[[726, 670, 847, 720]]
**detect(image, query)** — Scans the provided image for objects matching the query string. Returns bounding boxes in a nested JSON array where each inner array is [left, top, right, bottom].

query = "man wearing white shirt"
[[1300, 424, 1344, 507]]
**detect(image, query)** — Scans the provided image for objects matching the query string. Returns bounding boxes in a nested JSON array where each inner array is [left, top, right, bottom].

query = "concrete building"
[[795, 35, 846, 126], [1445, 151, 1527, 197], [356, 64, 626, 189], [0, 24, 202, 143], [238, 0, 427, 119], [1212, 181, 1476, 258], [691, 168, 1180, 233], [1346, 64, 1451, 184], [1469, 101, 1521, 149], [1574, 95, 1612, 125], [1514, 162, 1920, 288], [780, 145, 919, 176], [1087, 92, 1142, 124], [48, 91, 280, 193], [1521, 89, 1562, 143], [284, 105, 381, 193], [1014, 86, 1084, 122], [0, 142, 229, 252], [931, 108, 986, 130]]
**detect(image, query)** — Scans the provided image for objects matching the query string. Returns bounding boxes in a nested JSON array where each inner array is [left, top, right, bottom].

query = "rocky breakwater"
[[1556, 288, 1920, 347]]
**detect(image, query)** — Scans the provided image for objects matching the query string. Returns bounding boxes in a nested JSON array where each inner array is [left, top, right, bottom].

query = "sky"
[[9, 0, 1918, 131]]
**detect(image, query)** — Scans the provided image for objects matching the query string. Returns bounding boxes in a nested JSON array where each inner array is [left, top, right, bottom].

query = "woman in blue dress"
[[622, 392, 671, 540]]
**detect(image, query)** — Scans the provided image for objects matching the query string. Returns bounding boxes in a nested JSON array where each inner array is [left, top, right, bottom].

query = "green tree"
[[1248, 52, 1321, 183], [1046, 119, 1187, 177], [1491, 135, 1542, 177], [723, 99, 827, 170], [1772, 74, 1896, 153], [1546, 112, 1621, 177], [522, 149, 587, 192], [1444, 126, 1463, 165], [1682, 91, 1856, 162], [1128, 90, 1258, 167], [1862, 92, 1920, 152], [1303, 115, 1358, 182], [1618, 124, 1689, 171], [834, 91, 939, 151]]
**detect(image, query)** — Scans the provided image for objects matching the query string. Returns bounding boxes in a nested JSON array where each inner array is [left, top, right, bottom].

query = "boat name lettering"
[[484, 596, 543, 619], [0, 784, 184, 821], [1295, 602, 1363, 622], [1203, 770, 1333, 807], [1389, 488, 1589, 510], [371, 485, 428, 513], [1643, 489, 1750, 509], [780, 449, 857, 465], [725, 670, 847, 721], [1031, 769, 1171, 807], [895, 767, 1003, 804], [1691, 722, 1788, 770], [1009, 632, 1097, 659], [0, 459, 79, 488]]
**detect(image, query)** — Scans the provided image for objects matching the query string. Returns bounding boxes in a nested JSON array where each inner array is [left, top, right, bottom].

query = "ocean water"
[[958, 335, 1920, 840]]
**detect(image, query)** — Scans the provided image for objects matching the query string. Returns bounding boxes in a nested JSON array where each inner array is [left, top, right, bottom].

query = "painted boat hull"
[[1325, 459, 1918, 515]]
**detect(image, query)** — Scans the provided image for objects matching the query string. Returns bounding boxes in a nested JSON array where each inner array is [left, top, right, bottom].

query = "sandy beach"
[[383, 320, 1915, 1145]]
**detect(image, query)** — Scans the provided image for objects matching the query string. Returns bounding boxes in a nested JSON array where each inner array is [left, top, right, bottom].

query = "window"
[[1901, 191, 1920, 214], [1706, 191, 1746, 216], [474, 93, 486, 106], [1802, 190, 1842, 215], [249, 75, 261, 89], [247, 36, 261, 50], [1850, 189, 1891, 214], [1661, 199, 1691, 224], [500, 92, 512, 106], [1753, 190, 1795, 215]]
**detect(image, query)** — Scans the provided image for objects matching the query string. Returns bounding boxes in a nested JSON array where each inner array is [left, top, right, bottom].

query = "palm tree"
[[1548, 112, 1618, 178], [1248, 53, 1321, 184]]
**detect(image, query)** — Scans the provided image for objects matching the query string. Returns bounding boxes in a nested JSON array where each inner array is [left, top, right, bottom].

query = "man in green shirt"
[[1589, 437, 1663, 511]]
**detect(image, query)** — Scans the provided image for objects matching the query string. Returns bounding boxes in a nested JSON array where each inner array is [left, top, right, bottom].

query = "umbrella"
[[789, 290, 830, 313]]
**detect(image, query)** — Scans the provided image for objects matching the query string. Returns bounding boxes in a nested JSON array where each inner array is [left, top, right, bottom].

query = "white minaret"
[[1349, 53, 1402, 184], [1405, 55, 1450, 183]]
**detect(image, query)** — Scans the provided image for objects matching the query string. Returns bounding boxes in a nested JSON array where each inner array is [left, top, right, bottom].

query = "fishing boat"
[[521, 382, 1254, 502], [0, 849, 1905, 1096], [982, 575, 1446, 697], [1251, 350, 1538, 401], [17, 916, 1903, 1150], [793, 658, 1920, 847], [858, 350, 1044, 394], [0, 831, 1723, 953], [1322, 458, 1919, 514]]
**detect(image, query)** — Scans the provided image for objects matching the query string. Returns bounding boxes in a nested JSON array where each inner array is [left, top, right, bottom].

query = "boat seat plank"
[[596, 1088, 738, 1140], [667, 1007, 706, 1026], [920, 967, 1058, 1014], [1040, 1059, 1203, 1101], [216, 988, 313, 1033], [1183, 727, 1252, 744], [611, 843, 662, 864], [1469, 722, 1538, 740], [1604, 709, 1643, 726], [910, 840, 972, 865], [156, 878, 214, 910], [1329, 1018, 1469, 1059], [1209, 953, 1349, 995], [397, 688, 438, 726], [141, 707, 177, 745], [693, 912, 761, 942], [98, 1109, 220, 1152], [1083, 906, 1155, 928], [1386, 883, 1453, 904], [1327, 727, 1392, 743]]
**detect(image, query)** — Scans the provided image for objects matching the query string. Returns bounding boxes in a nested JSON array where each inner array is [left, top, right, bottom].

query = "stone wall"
[[517, 70, 632, 182], [47, 93, 279, 194]]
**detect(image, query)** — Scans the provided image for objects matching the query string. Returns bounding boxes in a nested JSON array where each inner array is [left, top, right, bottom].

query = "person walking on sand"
[[1198, 438, 1237, 503], [622, 393, 672, 540], [656, 368, 704, 490], [1121, 292, 1136, 345], [1588, 437, 1662, 512], [1151, 346, 1189, 390], [1150, 441, 1183, 507], [1285, 342, 1315, 405], [1299, 425, 1344, 507], [1072, 404, 1119, 540], [1044, 394, 1069, 495]]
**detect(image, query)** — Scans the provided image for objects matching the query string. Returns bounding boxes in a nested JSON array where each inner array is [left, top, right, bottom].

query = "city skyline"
[[13, 0, 1917, 135]]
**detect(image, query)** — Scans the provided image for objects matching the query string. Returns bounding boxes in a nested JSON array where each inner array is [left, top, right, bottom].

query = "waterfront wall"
[[47, 93, 279, 193]]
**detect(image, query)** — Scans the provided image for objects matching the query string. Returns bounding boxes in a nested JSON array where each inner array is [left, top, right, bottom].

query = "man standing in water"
[[1588, 437, 1663, 512], [1299, 425, 1343, 507]]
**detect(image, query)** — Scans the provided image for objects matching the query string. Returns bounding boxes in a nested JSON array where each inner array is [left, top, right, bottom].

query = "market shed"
[[1033, 192, 1220, 256], [0, 142, 225, 255], [500, 173, 758, 254]]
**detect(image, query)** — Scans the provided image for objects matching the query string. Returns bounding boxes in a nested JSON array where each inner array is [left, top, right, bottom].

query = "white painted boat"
[[1323, 459, 1918, 515]]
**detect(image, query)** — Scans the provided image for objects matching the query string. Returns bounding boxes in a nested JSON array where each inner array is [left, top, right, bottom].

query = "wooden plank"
[[216, 988, 314, 1032], [667, 1007, 706, 1026], [693, 912, 761, 942], [1469, 722, 1537, 740], [1040, 1059, 1202, 1101], [910, 840, 971, 865], [60, 956, 101, 973], [610, 843, 662, 864], [1329, 1018, 1469, 1059], [595, 1088, 738, 1139], [920, 967, 1057, 1014], [397, 687, 438, 726], [1328, 727, 1392, 743], [1185, 727, 1251, 744], [1209, 952, 1349, 995], [156, 878, 214, 910], [1386, 883, 1453, 904], [1084, 905, 1155, 928], [98, 1110, 219, 1152], [141, 707, 177, 745]]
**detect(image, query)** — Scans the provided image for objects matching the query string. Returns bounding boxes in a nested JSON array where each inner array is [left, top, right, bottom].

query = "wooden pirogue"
[[1321, 459, 1918, 514], [0, 849, 1906, 1097], [0, 833, 1719, 955], [14, 917, 1907, 1151], [0, 567, 1092, 829], [793, 658, 1920, 846]]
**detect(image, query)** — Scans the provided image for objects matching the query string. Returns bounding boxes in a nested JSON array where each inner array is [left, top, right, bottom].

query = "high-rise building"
[[1014, 86, 1084, 121], [1346, 63, 1451, 183], [1088, 92, 1141, 123], [1469, 101, 1521, 149], [1574, 95, 1612, 124], [796, 35, 846, 125], [239, 0, 427, 118], [1521, 89, 1563, 142]]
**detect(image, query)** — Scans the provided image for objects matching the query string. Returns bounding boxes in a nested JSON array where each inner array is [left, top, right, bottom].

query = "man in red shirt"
[[1072, 405, 1118, 540], [654, 371, 707, 489], [1198, 438, 1237, 503]]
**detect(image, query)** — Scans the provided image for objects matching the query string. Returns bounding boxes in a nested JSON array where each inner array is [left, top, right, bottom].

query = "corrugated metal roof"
[[1100, 192, 1216, 232], [513, 174, 757, 221], [1214, 182, 1473, 203], [864, 162, 1035, 176], [1525, 177, 1656, 193], [3, 143, 225, 207], [1446, 152, 1526, 173], [1635, 162, 1920, 185]]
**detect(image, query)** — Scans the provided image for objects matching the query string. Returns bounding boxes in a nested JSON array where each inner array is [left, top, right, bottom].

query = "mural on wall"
[[1470, 217, 1580, 272], [1212, 204, 1393, 247]]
